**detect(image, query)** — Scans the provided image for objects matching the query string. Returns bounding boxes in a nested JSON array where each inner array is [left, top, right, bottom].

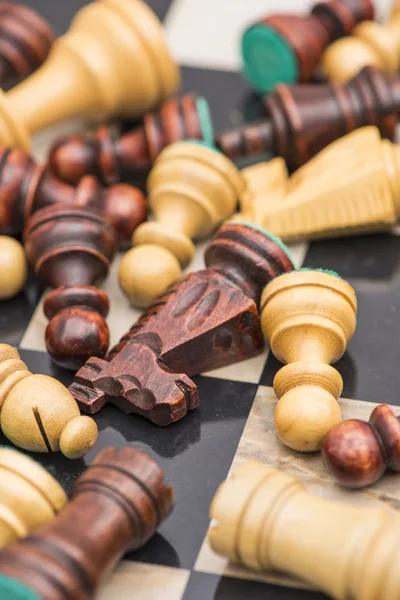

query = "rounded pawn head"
[[101, 184, 147, 248], [49, 134, 96, 185], [274, 384, 341, 452], [119, 244, 181, 308], [0, 236, 27, 300], [59, 415, 98, 459], [0, 373, 96, 458]]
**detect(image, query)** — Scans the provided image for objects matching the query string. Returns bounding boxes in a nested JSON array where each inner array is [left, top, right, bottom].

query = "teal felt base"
[[0, 575, 41, 600]]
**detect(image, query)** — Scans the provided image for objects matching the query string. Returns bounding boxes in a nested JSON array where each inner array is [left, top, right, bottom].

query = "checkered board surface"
[[3, 0, 400, 598]]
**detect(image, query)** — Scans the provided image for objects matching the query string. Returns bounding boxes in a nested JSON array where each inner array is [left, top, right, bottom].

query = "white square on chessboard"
[[164, 0, 393, 73]]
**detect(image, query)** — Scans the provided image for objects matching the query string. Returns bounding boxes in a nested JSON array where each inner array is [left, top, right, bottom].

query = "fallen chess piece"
[[0, 344, 98, 457], [24, 204, 117, 370], [217, 65, 397, 171], [71, 222, 294, 425], [0, 446, 174, 600], [322, 1, 400, 82], [261, 269, 357, 452], [0, 236, 27, 300], [119, 141, 245, 308], [209, 461, 400, 600], [0, 0, 180, 151], [0, 145, 147, 247], [0, 446, 66, 549], [322, 403, 400, 488], [240, 0, 374, 93], [0, 2, 55, 89], [234, 127, 400, 243], [48, 94, 214, 185]]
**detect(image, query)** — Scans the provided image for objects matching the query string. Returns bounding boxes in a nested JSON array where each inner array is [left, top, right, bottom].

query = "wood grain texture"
[[261, 269, 357, 452], [71, 223, 294, 424], [49, 94, 211, 185], [322, 403, 400, 488], [0, 146, 146, 246], [0, 445, 66, 550], [0, 0, 180, 151], [24, 204, 117, 369], [217, 65, 399, 171], [0, 2, 55, 90], [0, 446, 174, 600], [322, 6, 400, 81], [119, 141, 244, 308], [209, 461, 400, 600]]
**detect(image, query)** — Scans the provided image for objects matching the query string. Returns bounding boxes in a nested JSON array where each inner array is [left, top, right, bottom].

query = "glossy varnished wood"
[[0, 146, 146, 247], [71, 223, 294, 424], [0, 446, 174, 600], [24, 204, 117, 370]]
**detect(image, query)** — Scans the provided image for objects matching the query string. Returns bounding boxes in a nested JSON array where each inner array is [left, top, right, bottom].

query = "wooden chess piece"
[[209, 461, 400, 600], [0, 146, 147, 247], [0, 0, 180, 151], [71, 222, 295, 424], [0, 236, 27, 300], [24, 204, 117, 370], [261, 127, 400, 242], [260, 269, 357, 452], [0, 3, 55, 89], [119, 141, 245, 308], [48, 94, 215, 186], [240, 0, 374, 93], [0, 446, 174, 600], [234, 158, 289, 226], [322, 403, 400, 488], [0, 446, 66, 550], [217, 65, 400, 171], [0, 344, 98, 458], [322, 3, 400, 82]]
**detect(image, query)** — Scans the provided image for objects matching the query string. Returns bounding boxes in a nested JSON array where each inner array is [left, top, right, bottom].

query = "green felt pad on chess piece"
[[0, 575, 41, 600], [241, 24, 298, 93], [231, 220, 295, 266], [196, 97, 214, 147], [298, 267, 343, 280]]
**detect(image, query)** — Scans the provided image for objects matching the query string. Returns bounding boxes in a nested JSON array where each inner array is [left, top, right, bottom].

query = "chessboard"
[[3, 0, 400, 599]]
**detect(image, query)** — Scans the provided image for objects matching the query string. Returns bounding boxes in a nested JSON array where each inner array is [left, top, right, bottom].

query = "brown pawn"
[[322, 404, 400, 488], [0, 446, 174, 600], [0, 3, 55, 89], [0, 146, 146, 247], [241, 0, 374, 93], [217, 65, 400, 171], [49, 94, 214, 186], [70, 222, 294, 425], [24, 204, 117, 370]]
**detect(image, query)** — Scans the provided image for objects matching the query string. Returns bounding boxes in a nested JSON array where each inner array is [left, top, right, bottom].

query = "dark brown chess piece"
[[24, 204, 117, 371], [241, 0, 374, 94], [217, 65, 400, 171], [70, 222, 295, 425], [322, 404, 400, 489], [0, 146, 147, 247], [0, 2, 55, 89], [48, 94, 214, 185], [0, 446, 174, 600]]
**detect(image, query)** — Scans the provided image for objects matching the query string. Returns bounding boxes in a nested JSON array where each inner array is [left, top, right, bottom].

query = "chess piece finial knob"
[[48, 94, 214, 185], [0, 0, 180, 151], [119, 141, 244, 308], [0, 344, 98, 457], [0, 146, 147, 246], [260, 269, 357, 451], [209, 461, 400, 600], [0, 2, 55, 89], [24, 204, 117, 370], [0, 236, 27, 300], [240, 0, 374, 93], [322, 403, 400, 488], [322, 5, 400, 82], [0, 446, 174, 600], [0, 445, 66, 550]]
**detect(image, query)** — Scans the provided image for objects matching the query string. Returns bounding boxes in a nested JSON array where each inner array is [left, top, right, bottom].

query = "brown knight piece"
[[70, 222, 294, 426]]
